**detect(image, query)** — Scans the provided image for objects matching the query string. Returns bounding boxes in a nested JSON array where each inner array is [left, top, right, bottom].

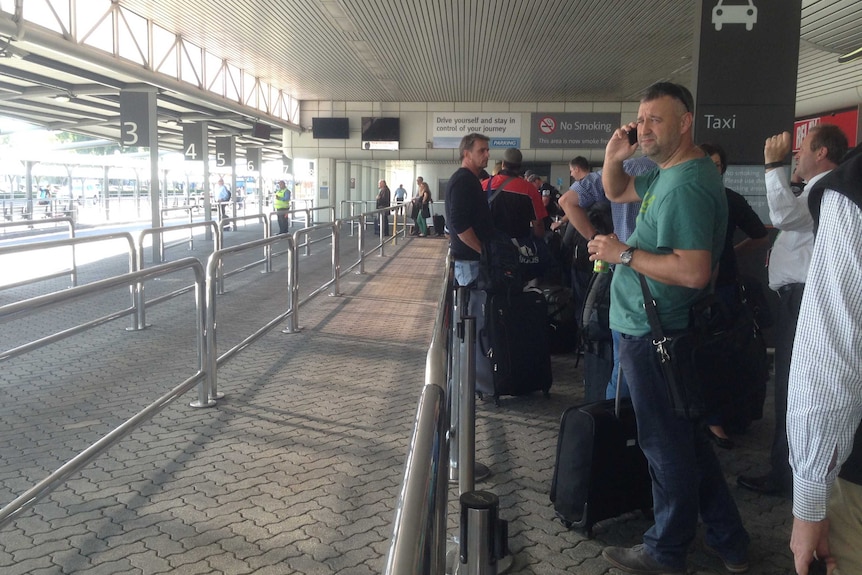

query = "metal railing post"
[[357, 215, 366, 275], [459, 315, 477, 494], [304, 209, 312, 256], [378, 211, 386, 257], [449, 287, 464, 482], [331, 222, 341, 296], [264, 217, 273, 274], [201, 254, 223, 404], [283, 235, 301, 333], [134, 238, 147, 329]]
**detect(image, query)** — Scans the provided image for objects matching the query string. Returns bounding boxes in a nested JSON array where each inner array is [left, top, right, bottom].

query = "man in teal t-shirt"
[[609, 159, 727, 335], [589, 83, 749, 575]]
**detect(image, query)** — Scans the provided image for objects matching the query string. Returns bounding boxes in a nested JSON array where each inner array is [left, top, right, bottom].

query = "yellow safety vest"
[[274, 188, 290, 210]]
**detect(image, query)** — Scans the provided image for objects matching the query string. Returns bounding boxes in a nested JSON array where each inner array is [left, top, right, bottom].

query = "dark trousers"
[[374, 213, 390, 236], [276, 209, 290, 234], [619, 334, 749, 567], [769, 282, 805, 488]]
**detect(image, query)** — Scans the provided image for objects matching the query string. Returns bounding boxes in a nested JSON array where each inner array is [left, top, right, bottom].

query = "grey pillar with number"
[[120, 88, 159, 259]]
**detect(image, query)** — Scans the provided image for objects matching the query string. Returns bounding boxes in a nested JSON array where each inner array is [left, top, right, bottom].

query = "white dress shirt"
[[787, 190, 862, 521], [766, 169, 830, 290]]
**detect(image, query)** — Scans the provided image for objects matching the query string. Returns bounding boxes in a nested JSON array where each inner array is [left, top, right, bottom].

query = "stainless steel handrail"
[[290, 222, 341, 313], [0, 231, 135, 295], [135, 222, 220, 329], [159, 206, 195, 228], [307, 205, 335, 223], [384, 255, 453, 575], [203, 233, 297, 401], [340, 200, 378, 236], [217, 213, 273, 287], [0, 215, 75, 237], [138, 221, 221, 266], [0, 257, 210, 529]]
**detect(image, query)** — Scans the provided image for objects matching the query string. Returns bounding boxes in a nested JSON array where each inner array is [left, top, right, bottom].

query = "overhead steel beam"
[[0, 15, 300, 133]]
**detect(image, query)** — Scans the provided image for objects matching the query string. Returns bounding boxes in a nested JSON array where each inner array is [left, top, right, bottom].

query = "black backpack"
[[477, 229, 523, 295], [477, 177, 524, 294]]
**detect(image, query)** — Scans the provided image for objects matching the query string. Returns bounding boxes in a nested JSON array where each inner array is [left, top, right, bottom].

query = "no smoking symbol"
[[539, 117, 556, 134]]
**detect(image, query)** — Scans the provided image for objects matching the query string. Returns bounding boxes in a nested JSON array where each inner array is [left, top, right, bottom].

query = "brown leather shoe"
[[602, 544, 685, 574]]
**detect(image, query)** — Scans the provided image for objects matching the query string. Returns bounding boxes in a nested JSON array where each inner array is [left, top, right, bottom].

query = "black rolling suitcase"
[[550, 377, 652, 537], [432, 214, 446, 236], [469, 288, 552, 404]]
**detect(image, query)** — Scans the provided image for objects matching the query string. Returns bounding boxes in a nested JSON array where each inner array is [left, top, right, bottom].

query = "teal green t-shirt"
[[609, 156, 728, 336]]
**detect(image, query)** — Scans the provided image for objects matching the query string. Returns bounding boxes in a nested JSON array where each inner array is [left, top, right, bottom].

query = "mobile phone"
[[627, 127, 638, 145], [807, 558, 828, 575]]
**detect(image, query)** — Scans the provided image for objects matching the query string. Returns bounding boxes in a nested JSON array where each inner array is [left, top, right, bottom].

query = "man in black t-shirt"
[[445, 133, 492, 287]]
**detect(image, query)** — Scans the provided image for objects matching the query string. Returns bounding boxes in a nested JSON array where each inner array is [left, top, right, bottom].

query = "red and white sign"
[[793, 109, 858, 152], [538, 116, 556, 134]]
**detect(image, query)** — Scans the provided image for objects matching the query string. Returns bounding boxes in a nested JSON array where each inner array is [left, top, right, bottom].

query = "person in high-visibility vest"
[[274, 180, 291, 234]]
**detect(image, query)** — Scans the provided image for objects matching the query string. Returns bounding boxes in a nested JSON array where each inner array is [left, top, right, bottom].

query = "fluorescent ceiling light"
[[838, 46, 862, 63]]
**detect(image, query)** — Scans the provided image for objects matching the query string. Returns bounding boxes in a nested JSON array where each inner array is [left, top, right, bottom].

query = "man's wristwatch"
[[620, 246, 637, 267]]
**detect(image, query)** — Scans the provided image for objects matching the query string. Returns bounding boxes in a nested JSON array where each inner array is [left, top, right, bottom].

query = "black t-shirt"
[[717, 187, 767, 287], [445, 167, 494, 261]]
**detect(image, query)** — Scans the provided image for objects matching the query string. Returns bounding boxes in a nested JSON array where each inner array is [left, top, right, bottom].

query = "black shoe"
[[736, 474, 785, 495], [708, 429, 734, 450], [602, 545, 685, 574]]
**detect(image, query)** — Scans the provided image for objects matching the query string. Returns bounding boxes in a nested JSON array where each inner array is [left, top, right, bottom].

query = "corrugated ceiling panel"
[[106, 0, 862, 110]]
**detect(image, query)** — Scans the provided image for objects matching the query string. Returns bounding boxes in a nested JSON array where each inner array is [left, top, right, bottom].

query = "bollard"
[[459, 491, 508, 575]]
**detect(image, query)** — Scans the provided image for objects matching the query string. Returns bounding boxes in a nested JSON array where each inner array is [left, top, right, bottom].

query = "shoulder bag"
[[638, 274, 764, 421]]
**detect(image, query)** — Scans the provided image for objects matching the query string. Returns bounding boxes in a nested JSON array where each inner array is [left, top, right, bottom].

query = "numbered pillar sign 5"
[[119, 90, 153, 148], [215, 136, 235, 168]]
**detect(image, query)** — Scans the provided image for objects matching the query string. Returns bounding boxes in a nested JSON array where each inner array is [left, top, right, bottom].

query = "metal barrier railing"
[[135, 222, 221, 329], [290, 221, 341, 312], [385, 258, 510, 575], [0, 231, 135, 294], [384, 255, 453, 574], [139, 220, 221, 266], [202, 233, 297, 402], [159, 205, 195, 228], [0, 257, 211, 529], [0, 211, 362, 533], [0, 215, 76, 237], [0, 206, 429, 548], [267, 207, 312, 254], [216, 213, 274, 291], [340, 200, 378, 236]]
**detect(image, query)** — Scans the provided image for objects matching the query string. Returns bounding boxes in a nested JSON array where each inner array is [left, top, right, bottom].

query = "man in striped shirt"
[[787, 143, 862, 575]]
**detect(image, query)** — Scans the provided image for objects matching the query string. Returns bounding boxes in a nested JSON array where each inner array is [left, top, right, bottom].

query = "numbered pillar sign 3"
[[215, 136, 235, 168], [119, 90, 155, 148]]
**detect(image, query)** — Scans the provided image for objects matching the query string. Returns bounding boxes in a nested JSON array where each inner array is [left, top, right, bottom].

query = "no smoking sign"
[[538, 116, 556, 134]]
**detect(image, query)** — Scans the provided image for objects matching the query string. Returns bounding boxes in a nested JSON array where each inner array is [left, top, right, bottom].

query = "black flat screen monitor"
[[312, 117, 350, 139], [251, 122, 272, 140], [361, 117, 399, 142]]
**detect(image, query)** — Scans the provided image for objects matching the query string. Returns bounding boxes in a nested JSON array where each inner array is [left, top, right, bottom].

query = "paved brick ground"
[[1, 223, 794, 574]]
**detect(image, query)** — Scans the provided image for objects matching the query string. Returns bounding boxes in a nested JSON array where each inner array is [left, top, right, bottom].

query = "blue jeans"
[[619, 333, 749, 568], [605, 330, 630, 400], [454, 260, 479, 287]]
